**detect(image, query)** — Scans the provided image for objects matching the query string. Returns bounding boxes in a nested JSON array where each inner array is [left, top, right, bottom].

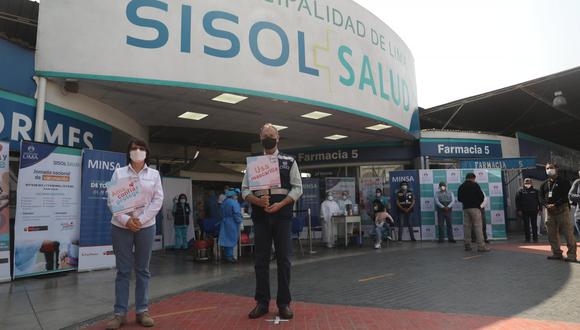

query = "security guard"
[[242, 123, 303, 320], [396, 181, 416, 241]]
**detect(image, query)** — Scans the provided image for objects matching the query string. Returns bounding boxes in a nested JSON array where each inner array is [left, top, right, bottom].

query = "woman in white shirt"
[[106, 139, 164, 330]]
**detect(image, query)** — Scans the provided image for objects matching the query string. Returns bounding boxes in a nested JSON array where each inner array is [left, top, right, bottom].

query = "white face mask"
[[401, 186, 408, 191], [440, 186, 447, 191], [524, 184, 531, 189], [546, 169, 556, 176], [180, 199, 186, 203], [342, 195, 348, 200], [327, 195, 333, 201], [376, 193, 381, 197], [130, 149, 147, 162]]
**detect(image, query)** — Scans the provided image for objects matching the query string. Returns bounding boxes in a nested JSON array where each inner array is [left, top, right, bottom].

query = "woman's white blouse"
[[110, 164, 164, 229]]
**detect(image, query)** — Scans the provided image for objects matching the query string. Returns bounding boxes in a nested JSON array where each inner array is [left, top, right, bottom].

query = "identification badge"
[[548, 191, 553, 198]]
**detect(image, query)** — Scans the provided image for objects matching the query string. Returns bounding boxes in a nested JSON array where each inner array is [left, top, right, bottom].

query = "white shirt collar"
[[264, 149, 279, 156], [129, 163, 148, 175]]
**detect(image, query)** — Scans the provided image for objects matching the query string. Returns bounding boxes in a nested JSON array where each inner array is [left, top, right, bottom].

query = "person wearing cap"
[[458, 173, 490, 252], [434, 182, 456, 243], [516, 178, 541, 243], [395, 181, 416, 241], [218, 188, 243, 263], [540, 163, 575, 262], [242, 123, 303, 320], [321, 191, 341, 248]]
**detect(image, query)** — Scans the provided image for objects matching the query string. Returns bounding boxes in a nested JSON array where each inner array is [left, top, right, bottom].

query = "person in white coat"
[[321, 192, 341, 248]]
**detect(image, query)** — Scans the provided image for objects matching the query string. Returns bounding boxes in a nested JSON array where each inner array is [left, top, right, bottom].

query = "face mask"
[[440, 186, 447, 191], [261, 137, 277, 150], [401, 186, 408, 191], [342, 195, 348, 200], [373, 206, 378, 211], [130, 149, 146, 162], [524, 184, 531, 189], [327, 195, 333, 201], [376, 193, 381, 197], [180, 199, 186, 203], [546, 169, 556, 176]]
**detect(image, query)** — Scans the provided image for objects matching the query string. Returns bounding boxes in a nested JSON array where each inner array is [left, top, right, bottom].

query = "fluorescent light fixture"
[[212, 93, 248, 104], [271, 124, 288, 131], [301, 173, 312, 178], [324, 134, 348, 140], [178, 111, 208, 121], [301, 111, 332, 120], [366, 124, 393, 131]]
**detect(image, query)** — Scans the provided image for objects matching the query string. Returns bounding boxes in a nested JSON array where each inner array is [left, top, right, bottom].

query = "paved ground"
[[2, 236, 579, 329]]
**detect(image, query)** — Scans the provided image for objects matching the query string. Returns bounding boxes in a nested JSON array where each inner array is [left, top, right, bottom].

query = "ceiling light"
[[366, 124, 393, 131], [178, 112, 208, 121], [324, 134, 348, 140], [271, 124, 288, 131], [301, 111, 332, 120], [212, 93, 248, 104], [552, 91, 567, 108]]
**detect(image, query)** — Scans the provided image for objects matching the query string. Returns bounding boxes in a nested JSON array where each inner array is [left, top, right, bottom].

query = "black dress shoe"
[[547, 254, 564, 261], [278, 306, 294, 320], [448, 240, 456, 243], [248, 304, 269, 319]]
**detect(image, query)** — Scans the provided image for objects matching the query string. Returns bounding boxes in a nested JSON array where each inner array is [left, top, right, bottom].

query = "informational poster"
[[297, 178, 320, 238], [325, 177, 356, 208], [162, 177, 193, 249], [0, 141, 10, 282], [78, 149, 126, 272], [419, 169, 506, 241], [246, 155, 281, 190], [389, 171, 421, 240], [14, 142, 82, 278]]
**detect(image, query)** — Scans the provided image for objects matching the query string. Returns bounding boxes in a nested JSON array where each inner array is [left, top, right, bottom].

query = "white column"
[[34, 77, 47, 142]]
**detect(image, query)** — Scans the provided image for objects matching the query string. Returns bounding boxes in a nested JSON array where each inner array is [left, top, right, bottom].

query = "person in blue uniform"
[[172, 193, 190, 250], [219, 188, 243, 263], [242, 123, 303, 320], [395, 181, 416, 241]]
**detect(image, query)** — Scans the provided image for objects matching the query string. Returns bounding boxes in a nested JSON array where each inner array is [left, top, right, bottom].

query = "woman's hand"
[[126, 217, 141, 232]]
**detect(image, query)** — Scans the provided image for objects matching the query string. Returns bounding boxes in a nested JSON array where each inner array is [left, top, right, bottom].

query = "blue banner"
[[297, 178, 320, 221], [459, 157, 536, 170], [78, 149, 126, 271], [0, 91, 112, 151], [389, 170, 421, 238], [421, 138, 502, 158], [289, 144, 419, 166]]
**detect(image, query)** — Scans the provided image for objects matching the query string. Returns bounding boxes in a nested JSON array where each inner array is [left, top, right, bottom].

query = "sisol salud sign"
[[35, 0, 418, 131]]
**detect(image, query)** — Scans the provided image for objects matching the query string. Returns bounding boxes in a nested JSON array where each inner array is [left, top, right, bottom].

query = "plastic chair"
[[291, 215, 305, 255]]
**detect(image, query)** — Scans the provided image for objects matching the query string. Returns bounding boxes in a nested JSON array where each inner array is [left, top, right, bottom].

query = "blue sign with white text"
[[421, 139, 502, 158], [80, 149, 126, 247], [0, 92, 112, 151], [459, 157, 536, 170], [297, 178, 320, 224]]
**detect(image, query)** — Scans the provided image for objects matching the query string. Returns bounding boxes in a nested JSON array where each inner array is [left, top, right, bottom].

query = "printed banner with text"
[[14, 141, 82, 278], [78, 149, 126, 271], [0, 141, 10, 281]]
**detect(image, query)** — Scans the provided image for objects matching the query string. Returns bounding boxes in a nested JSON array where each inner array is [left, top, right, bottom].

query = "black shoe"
[[484, 240, 491, 244], [564, 257, 577, 263], [278, 306, 294, 320], [525, 239, 531, 243], [471, 240, 476, 243], [449, 240, 456, 243], [411, 238, 417, 242], [438, 240, 444, 243], [547, 254, 564, 261], [248, 304, 269, 319], [465, 246, 472, 251]]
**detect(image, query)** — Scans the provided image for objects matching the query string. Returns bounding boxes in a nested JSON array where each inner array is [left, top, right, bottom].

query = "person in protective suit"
[[219, 188, 243, 263], [321, 192, 341, 248]]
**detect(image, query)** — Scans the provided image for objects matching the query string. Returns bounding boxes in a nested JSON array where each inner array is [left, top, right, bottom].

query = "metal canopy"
[[420, 66, 580, 150]]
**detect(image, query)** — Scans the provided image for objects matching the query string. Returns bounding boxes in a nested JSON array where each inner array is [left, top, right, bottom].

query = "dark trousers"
[[253, 215, 292, 308], [437, 208, 454, 241], [522, 211, 539, 241], [471, 208, 488, 242], [397, 211, 416, 240]]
